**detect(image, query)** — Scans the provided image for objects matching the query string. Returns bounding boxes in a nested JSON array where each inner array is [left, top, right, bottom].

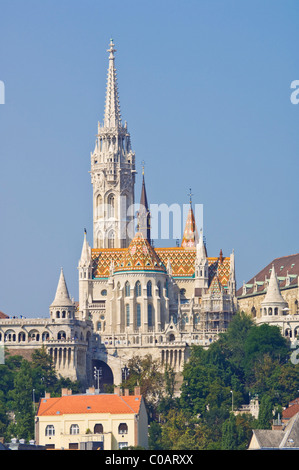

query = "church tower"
[[91, 40, 136, 249]]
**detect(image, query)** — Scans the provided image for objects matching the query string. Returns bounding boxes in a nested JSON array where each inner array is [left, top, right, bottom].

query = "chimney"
[[114, 386, 121, 396], [124, 388, 130, 396], [61, 388, 72, 397], [45, 392, 51, 399], [88, 387, 95, 395], [134, 386, 141, 396]]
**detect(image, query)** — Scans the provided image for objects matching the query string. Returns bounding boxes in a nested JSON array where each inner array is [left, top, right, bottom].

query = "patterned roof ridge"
[[114, 232, 166, 273], [208, 274, 223, 297]]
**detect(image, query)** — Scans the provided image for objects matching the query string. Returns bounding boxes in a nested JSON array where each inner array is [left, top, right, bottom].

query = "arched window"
[[45, 425, 55, 436], [135, 281, 141, 297], [137, 304, 141, 328], [118, 423, 128, 434], [125, 281, 130, 297], [108, 230, 115, 248], [147, 281, 152, 297], [157, 282, 161, 297], [97, 194, 103, 217], [70, 424, 80, 435], [107, 194, 115, 218], [126, 304, 130, 327], [58, 331, 66, 340], [148, 304, 153, 327], [94, 423, 103, 434]]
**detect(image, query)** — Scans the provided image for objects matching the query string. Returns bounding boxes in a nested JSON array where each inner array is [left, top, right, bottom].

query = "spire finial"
[[142, 160, 145, 176], [107, 38, 116, 59], [188, 188, 193, 205]]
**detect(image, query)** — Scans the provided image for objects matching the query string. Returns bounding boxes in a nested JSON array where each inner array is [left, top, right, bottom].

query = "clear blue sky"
[[0, 0, 298, 317]]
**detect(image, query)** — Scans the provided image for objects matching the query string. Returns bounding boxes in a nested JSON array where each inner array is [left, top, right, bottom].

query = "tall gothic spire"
[[103, 39, 121, 128], [137, 166, 151, 242]]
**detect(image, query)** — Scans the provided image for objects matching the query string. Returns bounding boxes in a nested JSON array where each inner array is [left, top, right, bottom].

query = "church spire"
[[91, 40, 136, 249], [137, 164, 151, 242], [181, 190, 199, 248], [103, 39, 121, 128]]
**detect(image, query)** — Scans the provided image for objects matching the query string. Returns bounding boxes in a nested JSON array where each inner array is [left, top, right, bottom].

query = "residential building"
[[248, 412, 299, 450], [35, 387, 148, 450]]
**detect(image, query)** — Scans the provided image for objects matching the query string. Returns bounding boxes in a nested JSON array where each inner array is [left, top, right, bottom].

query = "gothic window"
[[96, 194, 103, 217], [58, 331, 66, 340], [137, 304, 141, 328], [45, 425, 55, 436], [125, 282, 130, 297], [108, 230, 115, 248], [135, 281, 141, 297], [148, 304, 153, 327], [70, 424, 80, 435], [147, 281, 152, 297], [157, 282, 161, 297], [107, 194, 115, 218], [126, 304, 130, 327]]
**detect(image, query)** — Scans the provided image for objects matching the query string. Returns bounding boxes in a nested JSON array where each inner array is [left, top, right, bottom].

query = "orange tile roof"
[[37, 394, 142, 417], [92, 246, 231, 286]]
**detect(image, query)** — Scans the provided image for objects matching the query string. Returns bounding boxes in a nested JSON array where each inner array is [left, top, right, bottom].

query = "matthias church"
[[0, 41, 237, 388]]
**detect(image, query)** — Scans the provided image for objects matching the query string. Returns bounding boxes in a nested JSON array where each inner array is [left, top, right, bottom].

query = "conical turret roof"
[[114, 232, 165, 273], [50, 268, 74, 307], [261, 265, 288, 307]]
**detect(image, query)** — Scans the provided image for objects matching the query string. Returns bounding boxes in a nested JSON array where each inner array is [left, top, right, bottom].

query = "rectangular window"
[[118, 442, 128, 450]]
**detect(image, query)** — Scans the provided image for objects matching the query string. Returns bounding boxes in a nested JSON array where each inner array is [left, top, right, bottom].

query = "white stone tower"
[[91, 39, 136, 249]]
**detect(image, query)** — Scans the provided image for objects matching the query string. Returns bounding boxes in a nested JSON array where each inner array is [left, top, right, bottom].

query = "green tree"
[[257, 394, 273, 429], [8, 361, 35, 440]]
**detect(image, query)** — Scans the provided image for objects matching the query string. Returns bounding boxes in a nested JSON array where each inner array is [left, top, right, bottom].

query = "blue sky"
[[0, 0, 298, 317]]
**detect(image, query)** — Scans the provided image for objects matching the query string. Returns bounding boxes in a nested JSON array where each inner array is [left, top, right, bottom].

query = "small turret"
[[50, 268, 76, 320]]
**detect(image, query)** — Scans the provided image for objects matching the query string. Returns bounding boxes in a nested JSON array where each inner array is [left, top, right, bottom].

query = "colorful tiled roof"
[[37, 394, 142, 416], [91, 244, 231, 287], [113, 232, 166, 273], [181, 205, 199, 249], [208, 275, 223, 297]]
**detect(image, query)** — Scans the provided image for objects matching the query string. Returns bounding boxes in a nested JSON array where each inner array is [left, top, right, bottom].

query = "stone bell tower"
[[91, 40, 136, 249]]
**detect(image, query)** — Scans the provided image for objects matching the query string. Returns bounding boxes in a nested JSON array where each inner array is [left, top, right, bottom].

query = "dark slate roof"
[[237, 253, 299, 297]]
